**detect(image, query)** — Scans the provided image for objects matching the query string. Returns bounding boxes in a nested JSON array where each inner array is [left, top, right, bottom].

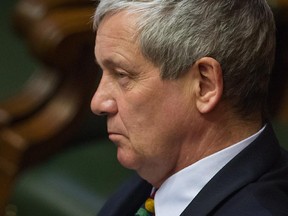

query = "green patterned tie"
[[135, 190, 156, 216]]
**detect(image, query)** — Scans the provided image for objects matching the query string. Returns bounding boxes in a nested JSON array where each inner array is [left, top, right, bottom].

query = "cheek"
[[124, 98, 184, 149], [118, 80, 192, 145], [116, 95, 192, 171]]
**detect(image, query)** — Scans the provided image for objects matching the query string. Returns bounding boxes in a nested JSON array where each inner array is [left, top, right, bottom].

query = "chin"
[[116, 147, 140, 170], [116, 148, 160, 186]]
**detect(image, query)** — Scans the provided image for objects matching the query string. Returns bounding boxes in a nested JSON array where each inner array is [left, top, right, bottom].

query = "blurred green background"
[[0, 0, 36, 100]]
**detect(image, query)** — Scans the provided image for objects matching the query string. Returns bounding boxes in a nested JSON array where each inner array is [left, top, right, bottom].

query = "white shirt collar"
[[154, 126, 265, 216]]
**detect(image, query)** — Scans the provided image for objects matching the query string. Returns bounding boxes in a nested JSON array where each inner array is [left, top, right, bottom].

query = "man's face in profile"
[[91, 11, 197, 185]]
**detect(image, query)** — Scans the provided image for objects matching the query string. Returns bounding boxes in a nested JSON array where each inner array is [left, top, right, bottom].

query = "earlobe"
[[195, 57, 223, 114]]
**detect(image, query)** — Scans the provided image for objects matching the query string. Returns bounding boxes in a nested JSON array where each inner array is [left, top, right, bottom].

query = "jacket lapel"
[[181, 123, 281, 216], [98, 174, 152, 216]]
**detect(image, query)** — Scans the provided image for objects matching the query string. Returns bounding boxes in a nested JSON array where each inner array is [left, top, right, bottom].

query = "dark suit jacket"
[[98, 123, 288, 216]]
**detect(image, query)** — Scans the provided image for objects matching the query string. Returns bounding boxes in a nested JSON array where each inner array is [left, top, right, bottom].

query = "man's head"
[[91, 0, 276, 186], [94, 0, 275, 119]]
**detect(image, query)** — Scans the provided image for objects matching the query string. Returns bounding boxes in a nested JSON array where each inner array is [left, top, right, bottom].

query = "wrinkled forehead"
[[95, 11, 143, 64]]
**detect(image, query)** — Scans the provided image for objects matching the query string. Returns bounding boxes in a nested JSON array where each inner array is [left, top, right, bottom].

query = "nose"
[[90, 74, 118, 116]]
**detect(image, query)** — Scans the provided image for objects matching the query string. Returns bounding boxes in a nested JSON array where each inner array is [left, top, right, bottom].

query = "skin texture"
[[91, 11, 261, 187]]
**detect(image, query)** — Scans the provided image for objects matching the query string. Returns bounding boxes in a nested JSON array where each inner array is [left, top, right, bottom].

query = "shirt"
[[154, 126, 265, 216]]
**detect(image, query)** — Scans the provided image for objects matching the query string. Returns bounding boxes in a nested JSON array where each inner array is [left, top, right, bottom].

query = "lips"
[[107, 120, 127, 142], [108, 132, 121, 137], [108, 130, 125, 143], [108, 130, 122, 136], [107, 125, 125, 137]]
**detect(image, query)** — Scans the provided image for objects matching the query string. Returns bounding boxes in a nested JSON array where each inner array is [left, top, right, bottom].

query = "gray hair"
[[93, 0, 276, 118]]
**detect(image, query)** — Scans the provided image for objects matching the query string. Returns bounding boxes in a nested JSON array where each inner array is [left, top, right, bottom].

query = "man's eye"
[[116, 71, 127, 78], [113, 70, 131, 87], [114, 69, 132, 80]]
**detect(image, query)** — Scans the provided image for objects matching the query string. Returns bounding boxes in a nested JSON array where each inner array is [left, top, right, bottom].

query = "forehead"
[[95, 11, 145, 68]]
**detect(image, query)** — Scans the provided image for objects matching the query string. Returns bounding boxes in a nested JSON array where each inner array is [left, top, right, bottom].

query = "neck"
[[169, 110, 263, 183], [149, 105, 263, 188]]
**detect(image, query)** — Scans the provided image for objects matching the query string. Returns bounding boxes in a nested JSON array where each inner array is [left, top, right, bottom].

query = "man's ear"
[[194, 57, 223, 114]]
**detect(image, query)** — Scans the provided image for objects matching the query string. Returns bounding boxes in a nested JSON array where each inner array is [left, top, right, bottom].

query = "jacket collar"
[[181, 123, 281, 216]]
